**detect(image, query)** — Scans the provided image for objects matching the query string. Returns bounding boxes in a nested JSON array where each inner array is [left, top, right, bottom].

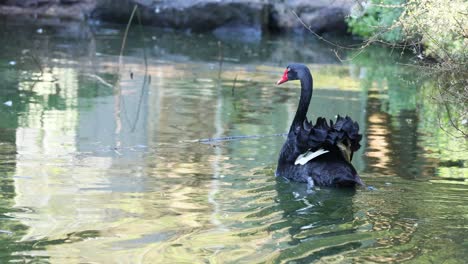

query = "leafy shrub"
[[400, 0, 467, 62], [347, 0, 467, 63], [347, 0, 405, 43]]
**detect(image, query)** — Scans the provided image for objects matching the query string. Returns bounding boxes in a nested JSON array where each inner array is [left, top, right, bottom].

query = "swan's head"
[[276, 63, 310, 85]]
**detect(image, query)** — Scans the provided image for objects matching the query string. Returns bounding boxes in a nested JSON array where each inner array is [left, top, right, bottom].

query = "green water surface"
[[0, 22, 466, 263]]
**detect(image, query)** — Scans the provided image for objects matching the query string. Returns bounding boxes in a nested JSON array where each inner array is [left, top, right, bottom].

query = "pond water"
[[0, 22, 467, 263]]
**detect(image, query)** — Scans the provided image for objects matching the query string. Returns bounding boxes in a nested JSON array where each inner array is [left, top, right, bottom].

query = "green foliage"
[[400, 0, 468, 62], [347, 0, 405, 43], [347, 0, 467, 63]]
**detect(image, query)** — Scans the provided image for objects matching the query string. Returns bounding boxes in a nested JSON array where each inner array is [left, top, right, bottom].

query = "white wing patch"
[[294, 148, 329, 165]]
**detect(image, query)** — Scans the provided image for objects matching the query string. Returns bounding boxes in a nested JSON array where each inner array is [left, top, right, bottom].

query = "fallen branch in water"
[[231, 74, 238, 96], [183, 133, 287, 143], [130, 7, 150, 132], [83, 73, 114, 88]]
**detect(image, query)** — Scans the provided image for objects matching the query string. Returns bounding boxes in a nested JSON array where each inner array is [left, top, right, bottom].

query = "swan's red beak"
[[276, 69, 289, 85]]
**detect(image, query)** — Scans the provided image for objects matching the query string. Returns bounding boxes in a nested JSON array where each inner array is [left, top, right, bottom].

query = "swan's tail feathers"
[[332, 115, 362, 152], [348, 172, 365, 186], [295, 148, 330, 165], [296, 115, 362, 158], [336, 173, 365, 187]]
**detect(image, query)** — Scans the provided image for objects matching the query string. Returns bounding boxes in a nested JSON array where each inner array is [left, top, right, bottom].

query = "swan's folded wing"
[[295, 118, 326, 151], [295, 115, 362, 158], [295, 148, 329, 165]]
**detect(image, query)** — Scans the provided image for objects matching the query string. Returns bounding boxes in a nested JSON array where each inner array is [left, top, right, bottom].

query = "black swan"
[[275, 63, 364, 188]]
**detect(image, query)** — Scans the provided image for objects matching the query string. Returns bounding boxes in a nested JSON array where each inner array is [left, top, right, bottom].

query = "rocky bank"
[[0, 0, 356, 35]]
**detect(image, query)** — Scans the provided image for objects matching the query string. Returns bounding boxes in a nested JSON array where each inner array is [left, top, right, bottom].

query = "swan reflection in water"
[[265, 178, 361, 262]]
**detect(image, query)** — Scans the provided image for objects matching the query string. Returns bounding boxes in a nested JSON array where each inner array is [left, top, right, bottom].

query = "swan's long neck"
[[290, 70, 313, 132]]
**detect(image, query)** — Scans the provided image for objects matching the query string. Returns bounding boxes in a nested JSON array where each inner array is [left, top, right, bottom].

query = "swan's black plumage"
[[275, 63, 364, 187]]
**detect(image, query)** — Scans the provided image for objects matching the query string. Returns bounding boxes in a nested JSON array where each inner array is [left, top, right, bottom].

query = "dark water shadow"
[[265, 178, 362, 263]]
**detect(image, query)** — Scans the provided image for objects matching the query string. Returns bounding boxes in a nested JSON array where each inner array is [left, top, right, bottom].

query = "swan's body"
[[275, 64, 364, 187]]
